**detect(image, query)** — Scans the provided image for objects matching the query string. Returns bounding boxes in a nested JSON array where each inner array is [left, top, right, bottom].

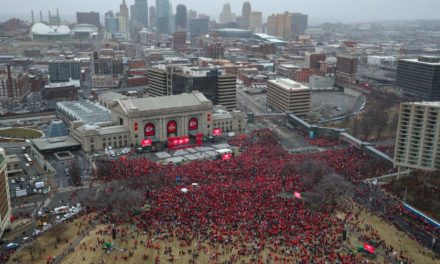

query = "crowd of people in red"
[[84, 129, 422, 263]]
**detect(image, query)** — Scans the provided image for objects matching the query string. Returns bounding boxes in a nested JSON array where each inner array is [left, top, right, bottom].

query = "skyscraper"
[[188, 9, 197, 20], [156, 0, 170, 34], [241, 1, 251, 29], [149, 6, 156, 29], [105, 11, 119, 33], [266, 12, 308, 39], [249, 11, 262, 33], [291, 13, 308, 37], [175, 4, 187, 31], [220, 3, 235, 24], [131, 0, 149, 28], [119, 0, 129, 21]]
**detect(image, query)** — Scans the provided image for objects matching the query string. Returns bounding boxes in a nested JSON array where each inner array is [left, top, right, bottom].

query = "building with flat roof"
[[148, 66, 237, 111], [0, 148, 11, 239], [56, 100, 113, 127], [48, 60, 81, 82], [335, 55, 358, 85], [394, 102, 440, 171], [5, 154, 21, 177], [396, 56, 440, 100], [267, 78, 310, 116], [76, 12, 100, 28]]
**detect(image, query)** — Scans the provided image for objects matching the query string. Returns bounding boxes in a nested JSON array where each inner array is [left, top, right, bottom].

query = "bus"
[[24, 153, 33, 165]]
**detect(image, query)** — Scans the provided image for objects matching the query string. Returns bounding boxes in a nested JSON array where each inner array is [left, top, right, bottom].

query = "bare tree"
[[299, 159, 332, 190], [24, 241, 41, 261], [49, 224, 65, 243]]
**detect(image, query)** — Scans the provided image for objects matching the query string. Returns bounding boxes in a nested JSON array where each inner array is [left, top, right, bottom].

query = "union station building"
[[59, 91, 245, 152]]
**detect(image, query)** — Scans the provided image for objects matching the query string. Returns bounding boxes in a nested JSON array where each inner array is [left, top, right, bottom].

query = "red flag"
[[363, 243, 375, 254], [294, 192, 302, 199]]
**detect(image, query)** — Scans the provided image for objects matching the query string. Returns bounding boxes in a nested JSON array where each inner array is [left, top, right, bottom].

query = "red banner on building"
[[213, 128, 222, 136], [188, 117, 198, 131], [167, 120, 177, 136], [144, 123, 155, 137], [363, 243, 375, 254]]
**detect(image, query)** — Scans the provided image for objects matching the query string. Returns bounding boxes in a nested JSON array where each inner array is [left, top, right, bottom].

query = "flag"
[[363, 243, 375, 254], [294, 192, 302, 199]]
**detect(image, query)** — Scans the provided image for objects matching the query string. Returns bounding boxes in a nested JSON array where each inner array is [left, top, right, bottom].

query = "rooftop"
[[31, 136, 81, 152], [57, 101, 112, 124], [268, 78, 310, 91], [405, 102, 440, 107], [31, 22, 70, 35], [401, 56, 440, 65], [117, 92, 212, 114]]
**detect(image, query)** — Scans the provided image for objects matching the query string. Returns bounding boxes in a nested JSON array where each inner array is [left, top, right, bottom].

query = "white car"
[[20, 178, 25, 182]]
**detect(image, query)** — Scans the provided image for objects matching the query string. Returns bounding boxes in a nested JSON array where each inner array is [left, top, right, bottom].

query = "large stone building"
[[267, 78, 310, 116], [267, 12, 308, 40], [396, 56, 440, 100], [76, 12, 100, 28], [0, 148, 12, 239], [394, 102, 440, 171], [62, 92, 245, 152]]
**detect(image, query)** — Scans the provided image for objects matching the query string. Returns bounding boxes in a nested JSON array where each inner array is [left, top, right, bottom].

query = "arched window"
[[144, 123, 155, 137], [188, 117, 198, 131], [167, 120, 177, 137]]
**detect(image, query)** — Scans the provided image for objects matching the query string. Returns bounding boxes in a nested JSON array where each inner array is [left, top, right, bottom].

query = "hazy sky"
[[1, 0, 439, 24]]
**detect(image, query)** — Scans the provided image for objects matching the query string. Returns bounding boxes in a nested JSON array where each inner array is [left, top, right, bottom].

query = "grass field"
[[349, 208, 437, 264], [0, 128, 42, 139]]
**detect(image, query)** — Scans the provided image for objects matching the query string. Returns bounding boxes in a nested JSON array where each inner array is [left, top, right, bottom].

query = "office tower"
[[175, 4, 187, 31], [397, 56, 440, 100], [131, 0, 149, 28], [172, 31, 187, 49], [394, 102, 440, 171], [249, 11, 262, 33], [76, 12, 100, 28], [188, 9, 197, 20], [305, 53, 326, 69], [49, 61, 81, 82], [291, 13, 308, 37], [148, 66, 237, 111], [220, 2, 235, 24], [267, 78, 311, 116], [335, 55, 358, 85], [149, 6, 156, 29], [105, 11, 119, 33], [241, 1, 251, 29], [206, 43, 224, 59], [156, 0, 170, 34], [189, 18, 209, 37], [119, 0, 129, 21], [0, 148, 12, 239], [267, 12, 308, 39]]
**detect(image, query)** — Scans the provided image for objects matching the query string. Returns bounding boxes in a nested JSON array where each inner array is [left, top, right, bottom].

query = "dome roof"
[[31, 22, 70, 35]]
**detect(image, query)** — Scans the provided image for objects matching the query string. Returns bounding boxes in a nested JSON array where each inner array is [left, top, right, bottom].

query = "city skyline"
[[1, 0, 440, 25]]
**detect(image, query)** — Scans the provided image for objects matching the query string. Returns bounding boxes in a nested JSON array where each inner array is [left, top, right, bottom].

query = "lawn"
[[0, 128, 42, 139]]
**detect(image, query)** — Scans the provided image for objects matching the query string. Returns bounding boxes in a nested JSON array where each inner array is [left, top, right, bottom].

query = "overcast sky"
[[1, 0, 439, 24]]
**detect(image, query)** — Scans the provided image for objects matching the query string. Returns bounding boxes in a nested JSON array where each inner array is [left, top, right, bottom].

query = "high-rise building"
[[0, 148, 12, 239], [119, 0, 130, 21], [131, 0, 149, 28], [175, 4, 187, 31], [48, 61, 81, 82], [305, 53, 326, 69], [76, 12, 100, 28], [220, 3, 235, 24], [148, 66, 237, 111], [267, 12, 308, 39], [394, 102, 440, 171], [93, 58, 124, 76], [291, 13, 308, 37], [189, 18, 209, 37], [241, 1, 251, 29], [396, 56, 440, 100], [335, 55, 358, 85], [188, 9, 197, 20], [249, 11, 262, 33], [267, 78, 311, 116], [149, 6, 156, 29], [172, 31, 187, 49], [156, 0, 170, 34], [206, 43, 224, 59], [105, 11, 120, 33]]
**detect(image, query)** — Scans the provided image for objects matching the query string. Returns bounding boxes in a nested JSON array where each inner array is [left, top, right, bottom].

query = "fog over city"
[[1, 0, 440, 23]]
